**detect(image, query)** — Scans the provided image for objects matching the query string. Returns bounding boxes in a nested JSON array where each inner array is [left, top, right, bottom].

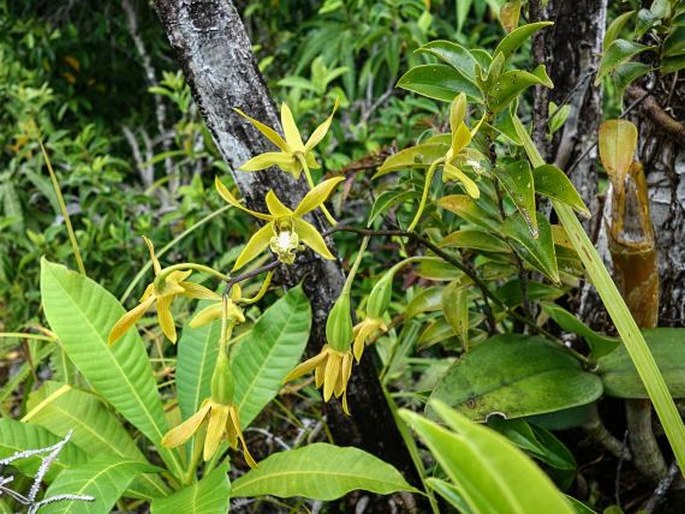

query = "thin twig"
[[642, 461, 681, 513]]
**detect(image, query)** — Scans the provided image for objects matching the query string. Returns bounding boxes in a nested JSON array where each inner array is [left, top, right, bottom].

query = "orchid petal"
[[305, 97, 339, 151], [323, 352, 341, 401], [233, 108, 289, 152], [233, 223, 274, 271], [161, 401, 211, 448], [204, 403, 229, 461], [265, 191, 294, 218], [189, 302, 223, 328], [294, 176, 345, 217], [444, 162, 480, 199], [180, 281, 221, 301], [284, 351, 328, 382], [230, 407, 258, 468], [215, 177, 271, 221], [108, 296, 154, 346], [143, 236, 161, 275], [157, 295, 177, 343], [281, 103, 305, 152], [239, 152, 297, 172], [294, 219, 335, 260]]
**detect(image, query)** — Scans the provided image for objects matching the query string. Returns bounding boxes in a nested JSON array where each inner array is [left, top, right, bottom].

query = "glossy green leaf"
[[419, 317, 463, 349], [417, 257, 465, 281], [597, 328, 685, 398], [24, 382, 167, 499], [151, 462, 230, 514], [493, 160, 537, 235], [595, 39, 654, 85], [40, 457, 155, 514], [533, 164, 590, 217], [39, 259, 180, 475], [663, 25, 685, 57], [493, 21, 554, 61], [603, 10, 635, 48], [367, 189, 416, 225], [613, 62, 652, 95], [417, 41, 478, 79], [177, 303, 221, 422], [438, 194, 502, 231], [374, 143, 447, 178], [429, 334, 602, 421], [660, 54, 685, 75], [398, 64, 483, 103], [488, 65, 553, 113], [502, 212, 560, 283], [0, 419, 88, 482], [456, 0, 473, 33], [541, 302, 619, 358], [426, 478, 474, 513], [233, 285, 311, 428], [495, 280, 564, 308], [548, 101, 571, 135], [406, 287, 444, 318], [401, 402, 575, 514], [440, 228, 511, 253], [231, 443, 415, 500], [442, 281, 470, 347], [490, 106, 523, 145]]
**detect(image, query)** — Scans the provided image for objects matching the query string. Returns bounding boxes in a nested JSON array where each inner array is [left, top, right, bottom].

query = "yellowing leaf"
[[598, 120, 637, 191]]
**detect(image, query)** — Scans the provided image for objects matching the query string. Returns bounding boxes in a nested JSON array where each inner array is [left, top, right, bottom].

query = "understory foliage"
[[2, 1, 685, 513]]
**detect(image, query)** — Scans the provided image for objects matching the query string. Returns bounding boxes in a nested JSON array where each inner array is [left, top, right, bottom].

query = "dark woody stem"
[[223, 259, 281, 295], [324, 225, 591, 365]]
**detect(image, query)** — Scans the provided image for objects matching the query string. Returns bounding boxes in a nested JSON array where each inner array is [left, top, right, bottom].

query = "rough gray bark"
[[152, 0, 420, 499]]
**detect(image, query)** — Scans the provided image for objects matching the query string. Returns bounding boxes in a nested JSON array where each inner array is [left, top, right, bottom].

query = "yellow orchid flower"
[[235, 99, 339, 180], [161, 397, 256, 467], [189, 284, 245, 333], [108, 237, 220, 345], [284, 344, 354, 415], [352, 317, 388, 362], [443, 93, 481, 199], [215, 176, 344, 270]]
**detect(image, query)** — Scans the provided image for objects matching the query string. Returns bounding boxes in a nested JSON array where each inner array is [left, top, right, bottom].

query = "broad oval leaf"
[[488, 65, 553, 113], [502, 212, 560, 283], [597, 328, 685, 398], [440, 228, 511, 253], [438, 194, 502, 232], [39, 259, 176, 470], [233, 285, 311, 428], [398, 64, 483, 103], [595, 39, 654, 85], [24, 382, 168, 499], [406, 286, 444, 318], [40, 457, 156, 514], [429, 334, 602, 420], [401, 402, 575, 514], [150, 462, 230, 514], [493, 21, 554, 61], [493, 160, 537, 235], [613, 62, 652, 96], [533, 164, 590, 217], [374, 143, 447, 178], [417, 40, 478, 79], [231, 443, 415, 500]]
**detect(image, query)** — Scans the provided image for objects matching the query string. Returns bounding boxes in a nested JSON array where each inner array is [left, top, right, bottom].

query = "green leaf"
[[24, 382, 168, 499], [541, 302, 619, 358], [595, 39, 654, 85], [151, 462, 230, 514], [233, 285, 311, 428], [493, 160, 538, 235], [367, 190, 416, 226], [493, 21, 554, 61], [231, 443, 415, 500], [438, 194, 502, 232], [660, 54, 685, 75], [495, 280, 564, 308], [603, 10, 635, 48], [417, 41, 478, 79], [0, 419, 88, 482], [429, 334, 602, 421], [440, 228, 511, 253], [663, 25, 685, 56], [548, 101, 571, 136], [488, 65, 553, 113], [406, 287, 444, 318], [39, 259, 181, 475], [597, 328, 685, 398], [401, 402, 575, 514], [442, 281, 470, 347], [40, 457, 155, 514], [375, 143, 447, 178], [533, 164, 590, 217], [177, 305, 221, 421], [502, 212, 560, 283], [427, 478, 475, 513], [397, 64, 483, 103], [417, 257, 465, 281], [613, 62, 652, 95], [456, 0, 473, 33]]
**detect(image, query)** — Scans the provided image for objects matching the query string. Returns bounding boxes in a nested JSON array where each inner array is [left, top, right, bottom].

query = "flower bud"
[[366, 272, 393, 319], [210, 350, 234, 405], [326, 292, 353, 353]]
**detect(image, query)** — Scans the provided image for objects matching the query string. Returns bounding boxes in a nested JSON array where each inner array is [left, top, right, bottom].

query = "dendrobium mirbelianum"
[[235, 99, 339, 180], [215, 176, 344, 270], [108, 237, 223, 345]]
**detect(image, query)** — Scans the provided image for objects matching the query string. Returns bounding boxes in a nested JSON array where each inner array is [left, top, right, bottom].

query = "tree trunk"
[[152, 0, 421, 504]]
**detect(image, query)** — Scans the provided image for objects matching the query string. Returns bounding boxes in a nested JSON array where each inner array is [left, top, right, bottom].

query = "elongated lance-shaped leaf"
[[231, 443, 415, 500], [39, 259, 183, 478], [513, 115, 685, 474], [232, 285, 311, 428], [150, 462, 230, 514], [39, 457, 157, 514], [24, 381, 168, 499], [493, 21, 554, 61]]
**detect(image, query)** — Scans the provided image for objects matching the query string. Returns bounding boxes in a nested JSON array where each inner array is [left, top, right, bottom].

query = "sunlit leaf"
[[603, 10, 635, 48], [598, 120, 637, 190], [533, 164, 590, 217], [150, 462, 230, 514], [417, 41, 478, 79], [595, 39, 654, 85], [488, 65, 553, 113], [492, 160, 537, 235], [503, 212, 559, 283], [398, 64, 483, 103], [493, 21, 554, 61], [375, 143, 447, 178]]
